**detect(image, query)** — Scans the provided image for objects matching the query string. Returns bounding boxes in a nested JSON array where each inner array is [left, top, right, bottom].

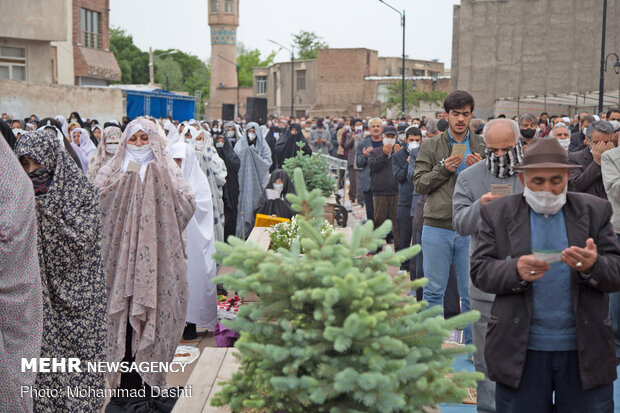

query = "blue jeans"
[[421, 225, 472, 344]]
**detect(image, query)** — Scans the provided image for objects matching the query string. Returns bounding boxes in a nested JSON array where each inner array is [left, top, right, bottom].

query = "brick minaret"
[[207, 0, 239, 119]]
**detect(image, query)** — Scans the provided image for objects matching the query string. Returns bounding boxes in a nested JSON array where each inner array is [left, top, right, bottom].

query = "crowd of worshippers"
[[2, 96, 620, 413]]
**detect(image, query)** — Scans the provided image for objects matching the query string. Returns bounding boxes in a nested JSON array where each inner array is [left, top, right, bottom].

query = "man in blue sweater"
[[471, 138, 620, 411]]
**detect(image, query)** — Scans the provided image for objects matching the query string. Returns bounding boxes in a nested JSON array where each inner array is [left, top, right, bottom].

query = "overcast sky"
[[110, 0, 460, 68]]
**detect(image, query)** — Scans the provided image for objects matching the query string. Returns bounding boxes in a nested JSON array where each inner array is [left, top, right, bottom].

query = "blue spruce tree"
[[212, 168, 482, 412]]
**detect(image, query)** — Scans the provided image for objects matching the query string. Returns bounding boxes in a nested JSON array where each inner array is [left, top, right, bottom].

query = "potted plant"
[[212, 168, 482, 412]]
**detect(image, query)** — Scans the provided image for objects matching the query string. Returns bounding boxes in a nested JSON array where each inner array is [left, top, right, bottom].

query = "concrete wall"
[[451, 0, 620, 119], [0, 38, 55, 83], [0, 0, 67, 42], [52, 0, 75, 85], [0, 79, 123, 121]]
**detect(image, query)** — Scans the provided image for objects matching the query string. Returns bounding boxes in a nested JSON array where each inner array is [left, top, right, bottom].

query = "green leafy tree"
[[236, 43, 276, 87], [153, 57, 184, 91], [211, 168, 482, 412], [385, 81, 448, 115], [292, 30, 329, 60], [110, 27, 149, 84]]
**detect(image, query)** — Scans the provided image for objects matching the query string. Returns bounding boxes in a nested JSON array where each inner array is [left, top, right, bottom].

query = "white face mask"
[[407, 141, 420, 151], [195, 141, 206, 151], [398, 133, 406, 141], [226, 130, 235, 138], [248, 132, 256, 141], [523, 184, 567, 216], [345, 125, 351, 131], [305, 127, 311, 131], [126, 143, 153, 164], [105, 143, 119, 155], [215, 141, 224, 148], [421, 130, 427, 137], [355, 126, 363, 132], [70, 118, 77, 122], [272, 182, 284, 195], [557, 138, 570, 151], [383, 137, 396, 146], [381, 121, 387, 126]]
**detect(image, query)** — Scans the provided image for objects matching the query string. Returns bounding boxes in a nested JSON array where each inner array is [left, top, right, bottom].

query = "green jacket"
[[413, 130, 485, 230]]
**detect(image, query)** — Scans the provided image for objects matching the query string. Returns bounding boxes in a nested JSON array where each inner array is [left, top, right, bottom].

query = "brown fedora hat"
[[514, 138, 581, 170]]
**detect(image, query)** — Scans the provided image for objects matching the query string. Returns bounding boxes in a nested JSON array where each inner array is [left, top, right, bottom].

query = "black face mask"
[[27, 167, 53, 196], [28, 167, 52, 185], [520, 128, 536, 139]]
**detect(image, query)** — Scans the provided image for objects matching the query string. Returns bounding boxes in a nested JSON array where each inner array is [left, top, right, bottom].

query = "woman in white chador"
[[169, 141, 218, 338], [183, 124, 227, 243]]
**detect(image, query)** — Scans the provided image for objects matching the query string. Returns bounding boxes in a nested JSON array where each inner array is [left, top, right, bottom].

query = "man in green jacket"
[[413, 90, 485, 345]]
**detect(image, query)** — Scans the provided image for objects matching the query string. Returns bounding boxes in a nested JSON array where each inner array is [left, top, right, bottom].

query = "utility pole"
[[598, 0, 607, 114], [378, 0, 406, 117], [149, 47, 154, 87]]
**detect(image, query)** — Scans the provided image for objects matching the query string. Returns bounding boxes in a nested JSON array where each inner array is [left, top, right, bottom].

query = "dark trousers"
[[363, 191, 374, 222], [396, 205, 413, 269], [347, 166, 356, 202], [610, 235, 620, 358], [373, 194, 399, 247], [496, 350, 613, 413], [408, 227, 460, 317]]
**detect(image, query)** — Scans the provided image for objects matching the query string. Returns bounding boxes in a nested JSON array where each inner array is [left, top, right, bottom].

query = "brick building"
[[70, 0, 121, 86], [252, 48, 450, 119]]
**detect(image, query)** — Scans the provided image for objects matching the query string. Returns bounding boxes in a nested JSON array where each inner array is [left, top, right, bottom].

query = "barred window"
[[81, 8, 101, 49], [256, 76, 267, 95]]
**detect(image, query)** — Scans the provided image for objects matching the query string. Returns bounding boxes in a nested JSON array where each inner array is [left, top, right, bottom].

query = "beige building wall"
[[377, 57, 445, 77], [253, 59, 317, 117], [52, 0, 75, 85], [0, 78, 123, 121], [0, 38, 55, 83], [0, 0, 67, 42]]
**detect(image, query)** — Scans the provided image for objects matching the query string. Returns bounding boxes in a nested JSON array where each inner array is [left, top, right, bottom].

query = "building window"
[[413, 69, 425, 76], [377, 83, 390, 103], [210, 0, 219, 13], [397, 67, 408, 76], [296, 70, 306, 90], [428, 71, 439, 79], [0, 46, 26, 81], [224, 0, 233, 13], [256, 75, 266, 95], [81, 8, 101, 49]]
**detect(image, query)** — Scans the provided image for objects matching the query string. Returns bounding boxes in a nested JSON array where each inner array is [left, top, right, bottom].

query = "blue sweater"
[[528, 209, 577, 351]]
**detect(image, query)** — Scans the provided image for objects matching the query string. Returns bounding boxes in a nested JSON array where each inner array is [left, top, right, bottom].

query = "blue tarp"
[[124, 89, 195, 121]]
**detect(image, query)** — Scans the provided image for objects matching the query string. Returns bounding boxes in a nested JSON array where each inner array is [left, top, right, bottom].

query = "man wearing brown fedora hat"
[[470, 138, 620, 411]]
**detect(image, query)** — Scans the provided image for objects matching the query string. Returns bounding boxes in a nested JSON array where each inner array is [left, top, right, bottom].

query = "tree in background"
[[109, 27, 210, 103], [236, 43, 276, 87], [110, 27, 149, 84], [292, 30, 329, 60], [384, 81, 448, 116]]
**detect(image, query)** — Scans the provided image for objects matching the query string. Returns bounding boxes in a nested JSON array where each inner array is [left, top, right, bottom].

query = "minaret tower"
[[207, 0, 239, 119]]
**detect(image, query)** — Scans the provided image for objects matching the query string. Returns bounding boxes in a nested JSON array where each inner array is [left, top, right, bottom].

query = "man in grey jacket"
[[453, 118, 524, 413], [309, 119, 332, 154]]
